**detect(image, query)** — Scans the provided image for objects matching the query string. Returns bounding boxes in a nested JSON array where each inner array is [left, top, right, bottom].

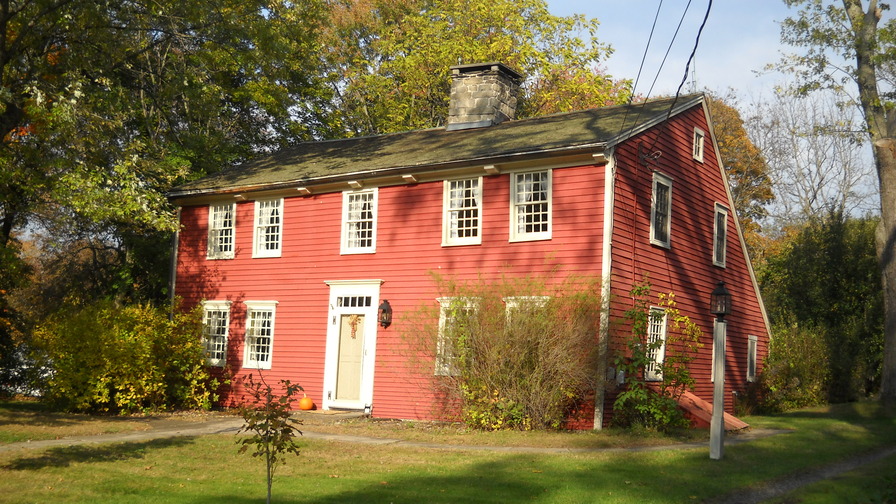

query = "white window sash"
[[244, 301, 278, 369], [253, 199, 282, 258], [650, 172, 673, 248], [341, 189, 378, 254], [207, 203, 235, 259], [202, 301, 232, 367], [713, 204, 728, 267], [645, 307, 667, 381], [747, 335, 758, 382], [510, 170, 552, 242], [442, 178, 482, 246], [693, 128, 705, 162]]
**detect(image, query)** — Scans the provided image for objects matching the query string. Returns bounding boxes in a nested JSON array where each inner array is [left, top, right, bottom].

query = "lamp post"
[[709, 281, 731, 460]]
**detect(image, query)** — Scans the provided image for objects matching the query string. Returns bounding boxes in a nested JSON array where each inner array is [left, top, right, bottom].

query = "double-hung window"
[[244, 301, 277, 369], [207, 203, 235, 259], [645, 307, 667, 382], [253, 198, 282, 258], [202, 301, 231, 367], [435, 297, 477, 376], [511, 170, 551, 241], [713, 204, 729, 267], [693, 128, 706, 162], [443, 177, 482, 246], [650, 172, 673, 248], [342, 189, 377, 254]]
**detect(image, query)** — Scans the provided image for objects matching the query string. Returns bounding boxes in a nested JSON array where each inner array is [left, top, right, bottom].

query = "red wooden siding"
[[606, 104, 769, 420], [175, 163, 608, 421]]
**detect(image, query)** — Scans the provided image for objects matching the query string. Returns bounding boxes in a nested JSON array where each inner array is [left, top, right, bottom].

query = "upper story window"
[[244, 301, 278, 369], [253, 198, 282, 258], [342, 189, 377, 254], [713, 204, 729, 267], [201, 301, 231, 367], [650, 172, 673, 248], [510, 170, 552, 242], [443, 177, 482, 246], [693, 128, 705, 162], [207, 203, 235, 259], [645, 307, 667, 382]]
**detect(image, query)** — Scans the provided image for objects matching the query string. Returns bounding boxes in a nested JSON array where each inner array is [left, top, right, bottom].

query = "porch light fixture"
[[709, 281, 731, 321], [378, 299, 393, 328]]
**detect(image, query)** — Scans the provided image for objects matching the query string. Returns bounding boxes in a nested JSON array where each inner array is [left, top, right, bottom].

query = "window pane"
[[446, 178, 480, 242]]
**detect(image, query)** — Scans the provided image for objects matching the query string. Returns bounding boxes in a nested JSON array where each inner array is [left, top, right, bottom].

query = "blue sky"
[[547, 1, 796, 97]]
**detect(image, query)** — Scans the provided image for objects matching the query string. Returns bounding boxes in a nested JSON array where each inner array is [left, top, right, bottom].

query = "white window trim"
[[713, 204, 729, 267], [252, 198, 283, 258], [442, 177, 483, 246], [650, 172, 673, 248], [747, 335, 758, 382], [341, 188, 378, 254], [201, 300, 232, 367], [645, 307, 667, 382], [243, 301, 278, 370], [693, 127, 705, 162], [510, 169, 552, 242], [207, 203, 235, 260], [435, 297, 478, 376]]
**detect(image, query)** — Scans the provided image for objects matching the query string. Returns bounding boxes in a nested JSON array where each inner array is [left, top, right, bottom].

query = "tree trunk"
[[874, 137, 896, 403]]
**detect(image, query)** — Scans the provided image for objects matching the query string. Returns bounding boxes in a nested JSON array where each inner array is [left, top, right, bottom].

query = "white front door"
[[323, 280, 382, 410]]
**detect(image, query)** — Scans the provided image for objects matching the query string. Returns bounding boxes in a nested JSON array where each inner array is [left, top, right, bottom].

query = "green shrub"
[[754, 322, 830, 413], [407, 273, 603, 430], [30, 300, 218, 413], [613, 283, 701, 431]]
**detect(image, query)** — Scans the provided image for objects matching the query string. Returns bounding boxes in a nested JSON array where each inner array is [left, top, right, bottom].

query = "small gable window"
[[207, 203, 235, 259], [693, 128, 705, 162], [443, 177, 482, 246], [342, 189, 377, 254], [713, 204, 729, 267], [650, 172, 673, 248], [253, 198, 282, 258], [510, 170, 552, 242]]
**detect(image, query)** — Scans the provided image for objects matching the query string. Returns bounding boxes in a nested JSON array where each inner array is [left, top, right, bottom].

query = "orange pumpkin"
[[298, 395, 314, 411]]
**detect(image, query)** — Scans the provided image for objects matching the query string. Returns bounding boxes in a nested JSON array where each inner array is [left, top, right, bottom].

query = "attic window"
[[713, 204, 728, 267], [650, 172, 673, 248], [693, 128, 705, 162]]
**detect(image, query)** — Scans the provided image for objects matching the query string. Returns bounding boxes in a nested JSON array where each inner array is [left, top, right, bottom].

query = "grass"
[[0, 401, 894, 503], [0, 400, 149, 443]]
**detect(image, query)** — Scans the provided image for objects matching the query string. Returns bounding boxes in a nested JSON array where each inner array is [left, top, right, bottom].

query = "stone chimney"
[[447, 62, 523, 131]]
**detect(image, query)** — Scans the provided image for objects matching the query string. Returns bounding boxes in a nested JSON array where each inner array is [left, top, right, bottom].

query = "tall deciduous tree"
[[321, 0, 631, 136], [778, 0, 896, 403], [744, 89, 875, 231], [0, 0, 331, 305]]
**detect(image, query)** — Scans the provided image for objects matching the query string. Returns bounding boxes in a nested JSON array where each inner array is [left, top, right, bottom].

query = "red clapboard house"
[[167, 63, 770, 430]]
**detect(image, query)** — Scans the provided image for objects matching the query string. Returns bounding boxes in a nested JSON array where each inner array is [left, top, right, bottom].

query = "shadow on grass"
[[2, 436, 198, 471], [0, 400, 148, 429]]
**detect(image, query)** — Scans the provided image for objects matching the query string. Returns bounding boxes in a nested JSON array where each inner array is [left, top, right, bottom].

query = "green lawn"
[[0, 402, 894, 503]]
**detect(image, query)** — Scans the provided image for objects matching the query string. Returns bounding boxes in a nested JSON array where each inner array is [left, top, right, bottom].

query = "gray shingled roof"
[[168, 93, 704, 199]]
